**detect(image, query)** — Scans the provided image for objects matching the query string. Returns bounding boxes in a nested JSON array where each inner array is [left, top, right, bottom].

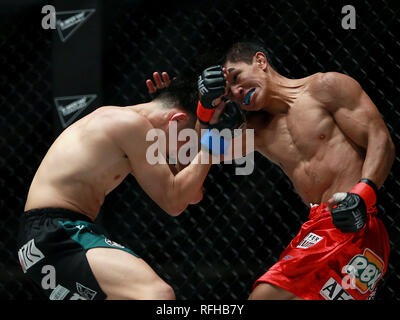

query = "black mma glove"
[[197, 65, 226, 125], [331, 179, 378, 233], [209, 100, 246, 132], [199, 100, 246, 156]]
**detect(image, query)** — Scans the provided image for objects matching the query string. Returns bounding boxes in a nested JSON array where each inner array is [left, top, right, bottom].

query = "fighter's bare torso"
[[246, 73, 364, 205], [25, 100, 208, 220], [25, 107, 136, 219]]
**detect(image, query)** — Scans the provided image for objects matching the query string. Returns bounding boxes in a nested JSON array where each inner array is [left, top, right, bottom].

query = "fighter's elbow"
[[372, 126, 395, 160], [388, 132, 395, 152], [388, 137, 396, 164], [166, 190, 202, 215], [190, 188, 203, 204], [162, 195, 187, 216], [380, 129, 396, 160], [165, 203, 187, 217]]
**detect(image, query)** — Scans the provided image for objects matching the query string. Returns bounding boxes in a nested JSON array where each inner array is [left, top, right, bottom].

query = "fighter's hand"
[[198, 89, 246, 157], [197, 65, 227, 126], [326, 179, 378, 233], [146, 72, 170, 95], [209, 100, 227, 125]]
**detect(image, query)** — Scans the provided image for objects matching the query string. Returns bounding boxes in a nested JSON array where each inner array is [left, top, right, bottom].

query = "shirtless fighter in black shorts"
[[17, 77, 228, 300]]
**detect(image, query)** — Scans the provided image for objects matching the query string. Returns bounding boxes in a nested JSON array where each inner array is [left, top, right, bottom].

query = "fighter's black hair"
[[153, 73, 198, 120], [223, 41, 270, 65]]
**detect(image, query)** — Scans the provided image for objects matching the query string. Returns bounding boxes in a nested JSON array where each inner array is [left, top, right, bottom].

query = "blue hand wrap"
[[200, 129, 231, 155]]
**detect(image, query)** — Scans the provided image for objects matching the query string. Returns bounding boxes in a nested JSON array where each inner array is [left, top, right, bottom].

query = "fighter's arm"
[[110, 113, 212, 216], [319, 72, 395, 188], [194, 106, 255, 164], [219, 126, 254, 162], [317, 72, 395, 232]]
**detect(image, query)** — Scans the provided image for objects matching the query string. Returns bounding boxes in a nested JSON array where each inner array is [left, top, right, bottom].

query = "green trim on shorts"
[[58, 220, 140, 258]]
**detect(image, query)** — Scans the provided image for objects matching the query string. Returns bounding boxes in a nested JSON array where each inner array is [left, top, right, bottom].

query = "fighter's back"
[[25, 106, 136, 219]]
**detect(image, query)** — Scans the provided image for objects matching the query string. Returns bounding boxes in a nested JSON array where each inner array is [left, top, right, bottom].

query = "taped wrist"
[[197, 101, 216, 125], [200, 128, 231, 155], [350, 179, 378, 209]]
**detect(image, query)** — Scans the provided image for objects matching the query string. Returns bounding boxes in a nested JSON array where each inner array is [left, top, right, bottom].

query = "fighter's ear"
[[254, 52, 267, 71], [170, 112, 187, 122]]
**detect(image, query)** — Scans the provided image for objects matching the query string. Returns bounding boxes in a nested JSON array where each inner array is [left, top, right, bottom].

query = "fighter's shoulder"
[[308, 72, 362, 104], [97, 105, 145, 124], [97, 106, 152, 137]]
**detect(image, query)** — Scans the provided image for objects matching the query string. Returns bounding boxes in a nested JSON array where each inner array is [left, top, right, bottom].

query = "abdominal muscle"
[[253, 98, 366, 207], [282, 138, 364, 206]]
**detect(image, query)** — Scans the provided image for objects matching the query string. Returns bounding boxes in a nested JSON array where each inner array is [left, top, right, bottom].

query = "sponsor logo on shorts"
[[367, 290, 377, 300], [70, 293, 87, 300], [18, 239, 45, 273], [342, 248, 385, 294], [296, 232, 323, 249], [104, 238, 125, 249], [320, 277, 354, 300], [76, 282, 97, 300], [50, 284, 70, 300]]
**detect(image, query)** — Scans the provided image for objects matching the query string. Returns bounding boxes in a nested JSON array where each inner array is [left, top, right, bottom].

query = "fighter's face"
[[224, 56, 268, 111]]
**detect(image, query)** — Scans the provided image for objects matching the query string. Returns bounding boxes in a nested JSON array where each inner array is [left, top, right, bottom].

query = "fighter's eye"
[[233, 73, 239, 83]]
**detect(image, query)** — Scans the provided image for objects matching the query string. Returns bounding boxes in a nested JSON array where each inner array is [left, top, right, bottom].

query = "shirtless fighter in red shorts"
[[214, 42, 395, 300], [151, 41, 392, 300]]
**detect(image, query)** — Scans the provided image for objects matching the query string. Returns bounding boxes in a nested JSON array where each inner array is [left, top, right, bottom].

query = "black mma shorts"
[[17, 207, 140, 300]]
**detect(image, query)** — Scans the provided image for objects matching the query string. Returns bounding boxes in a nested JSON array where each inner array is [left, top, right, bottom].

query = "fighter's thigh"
[[86, 247, 174, 300], [249, 283, 302, 300]]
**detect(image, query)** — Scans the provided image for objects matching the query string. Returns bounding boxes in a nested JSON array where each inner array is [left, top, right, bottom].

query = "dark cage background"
[[0, 0, 399, 300]]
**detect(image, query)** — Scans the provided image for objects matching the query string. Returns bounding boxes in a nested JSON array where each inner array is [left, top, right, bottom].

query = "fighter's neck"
[[261, 71, 311, 115], [127, 101, 170, 129]]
